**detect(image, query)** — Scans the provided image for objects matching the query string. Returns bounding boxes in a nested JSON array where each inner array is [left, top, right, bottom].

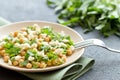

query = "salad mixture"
[[0, 24, 74, 69]]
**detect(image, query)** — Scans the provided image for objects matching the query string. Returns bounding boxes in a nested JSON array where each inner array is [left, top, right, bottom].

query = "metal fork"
[[75, 39, 120, 53]]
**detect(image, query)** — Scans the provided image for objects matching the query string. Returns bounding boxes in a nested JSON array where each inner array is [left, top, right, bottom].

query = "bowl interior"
[[0, 21, 84, 72]]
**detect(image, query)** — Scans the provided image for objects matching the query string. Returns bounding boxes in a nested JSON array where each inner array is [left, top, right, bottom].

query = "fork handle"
[[74, 39, 120, 53]]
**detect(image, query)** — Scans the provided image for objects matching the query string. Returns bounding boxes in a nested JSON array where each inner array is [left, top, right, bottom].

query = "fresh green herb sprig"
[[4, 42, 21, 57], [47, 0, 120, 37]]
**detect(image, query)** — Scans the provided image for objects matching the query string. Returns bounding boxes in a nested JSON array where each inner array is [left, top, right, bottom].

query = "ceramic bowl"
[[0, 21, 84, 72]]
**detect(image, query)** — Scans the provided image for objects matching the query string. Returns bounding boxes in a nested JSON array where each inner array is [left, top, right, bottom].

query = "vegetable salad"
[[0, 24, 74, 69]]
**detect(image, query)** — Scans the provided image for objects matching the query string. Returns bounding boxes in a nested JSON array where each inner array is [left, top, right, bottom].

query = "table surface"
[[0, 0, 120, 80]]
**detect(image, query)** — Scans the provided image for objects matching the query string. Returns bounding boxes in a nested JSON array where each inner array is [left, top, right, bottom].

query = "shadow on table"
[[0, 67, 32, 80]]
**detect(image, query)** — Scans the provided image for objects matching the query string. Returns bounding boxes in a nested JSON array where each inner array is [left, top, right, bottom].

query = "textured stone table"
[[0, 0, 120, 80]]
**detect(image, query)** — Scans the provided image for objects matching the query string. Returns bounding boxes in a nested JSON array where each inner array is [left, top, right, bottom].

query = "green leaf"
[[4, 42, 13, 49], [46, 0, 120, 37], [20, 61, 29, 66], [47, 52, 58, 60]]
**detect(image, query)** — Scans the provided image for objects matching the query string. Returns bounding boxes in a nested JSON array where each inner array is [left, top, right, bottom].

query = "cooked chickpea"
[[39, 61, 47, 68], [0, 51, 2, 56], [14, 31, 18, 37], [20, 38, 24, 43], [26, 63, 32, 69], [47, 60, 52, 66], [34, 35, 38, 38], [61, 55, 67, 62], [38, 35, 42, 38], [66, 49, 73, 56], [18, 58, 24, 63], [19, 64, 23, 68], [52, 59, 57, 66], [58, 53, 63, 57], [3, 53, 9, 56], [57, 58, 64, 65], [37, 42, 41, 46], [13, 60, 19, 66], [52, 48, 56, 51], [45, 36, 51, 42], [21, 28, 26, 31], [24, 34, 28, 38], [20, 51, 26, 56], [0, 46, 3, 50], [34, 62, 40, 68], [18, 59, 24, 67], [3, 55, 9, 62], [0, 50, 5, 57]]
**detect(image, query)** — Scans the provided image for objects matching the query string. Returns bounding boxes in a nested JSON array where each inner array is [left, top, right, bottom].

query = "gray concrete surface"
[[0, 0, 120, 80]]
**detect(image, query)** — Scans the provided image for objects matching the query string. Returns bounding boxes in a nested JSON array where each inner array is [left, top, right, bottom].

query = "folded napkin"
[[0, 17, 95, 80]]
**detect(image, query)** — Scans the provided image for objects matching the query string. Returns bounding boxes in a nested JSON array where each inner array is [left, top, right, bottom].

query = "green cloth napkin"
[[0, 17, 95, 80]]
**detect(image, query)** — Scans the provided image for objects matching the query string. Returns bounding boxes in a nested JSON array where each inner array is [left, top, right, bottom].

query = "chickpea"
[[21, 28, 26, 32], [0, 46, 3, 50], [57, 58, 64, 65], [66, 49, 73, 56], [13, 60, 19, 66], [18, 58, 24, 63], [52, 59, 57, 66], [39, 61, 47, 68], [24, 34, 28, 38], [13, 31, 18, 37], [0, 51, 3, 56], [58, 53, 63, 57], [3, 53, 9, 57], [0, 50, 5, 57], [3, 55, 9, 62], [33, 62, 40, 68], [19, 64, 23, 68], [61, 55, 67, 62], [22, 56, 25, 60], [34, 35, 38, 38], [52, 48, 56, 51], [36, 62, 40, 66], [52, 58, 64, 66], [18, 59, 24, 67], [23, 32, 28, 37], [37, 42, 41, 46], [47, 60, 52, 66], [45, 36, 51, 42], [24, 48, 29, 51], [20, 51, 26, 56], [38, 35, 42, 39], [20, 38, 24, 43], [26, 63, 32, 69]]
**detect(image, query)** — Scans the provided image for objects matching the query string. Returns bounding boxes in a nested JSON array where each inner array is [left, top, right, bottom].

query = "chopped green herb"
[[20, 61, 29, 66], [47, 52, 58, 60]]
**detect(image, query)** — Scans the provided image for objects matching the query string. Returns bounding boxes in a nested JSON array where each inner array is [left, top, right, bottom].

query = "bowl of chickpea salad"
[[0, 21, 84, 72]]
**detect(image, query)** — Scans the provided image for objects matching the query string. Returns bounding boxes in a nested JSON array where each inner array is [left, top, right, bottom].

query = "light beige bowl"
[[0, 21, 84, 72]]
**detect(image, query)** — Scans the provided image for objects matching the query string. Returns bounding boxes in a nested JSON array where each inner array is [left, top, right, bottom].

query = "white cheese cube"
[[41, 34, 47, 38], [28, 56, 35, 61], [37, 50, 45, 57], [15, 55, 21, 60], [8, 59, 12, 65], [54, 48, 63, 54]]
